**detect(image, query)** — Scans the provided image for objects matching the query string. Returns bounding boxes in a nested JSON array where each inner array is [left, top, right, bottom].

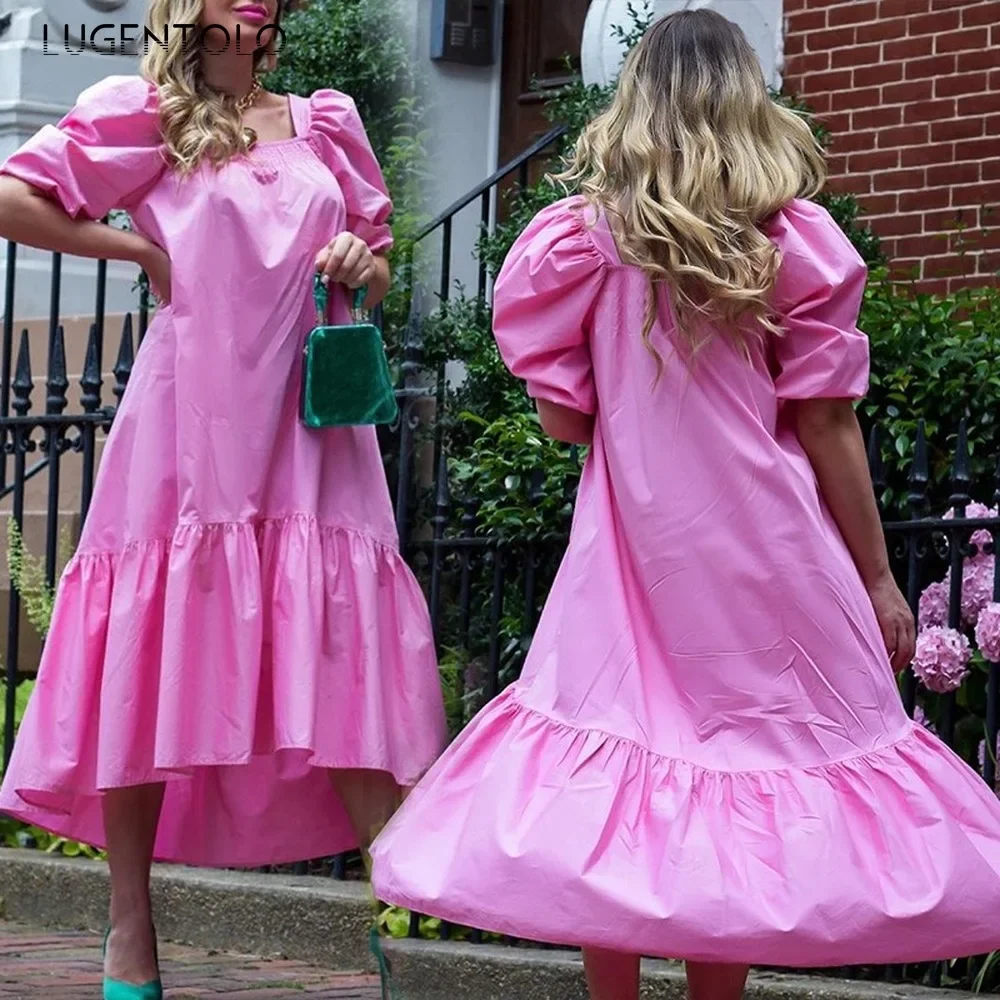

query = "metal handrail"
[[413, 124, 569, 244]]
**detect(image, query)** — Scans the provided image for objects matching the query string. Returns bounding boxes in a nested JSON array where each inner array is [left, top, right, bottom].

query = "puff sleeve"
[[492, 200, 606, 415], [765, 199, 871, 401], [0, 75, 165, 221], [309, 90, 393, 255]]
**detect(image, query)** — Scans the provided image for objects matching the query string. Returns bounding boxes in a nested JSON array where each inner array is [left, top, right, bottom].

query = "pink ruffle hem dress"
[[370, 196, 1000, 965], [0, 76, 446, 867]]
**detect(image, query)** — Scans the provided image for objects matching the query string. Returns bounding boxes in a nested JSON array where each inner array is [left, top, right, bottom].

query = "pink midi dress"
[[0, 75, 447, 867], [370, 195, 1000, 965]]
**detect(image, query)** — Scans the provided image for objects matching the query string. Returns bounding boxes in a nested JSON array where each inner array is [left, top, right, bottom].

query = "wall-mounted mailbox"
[[431, 0, 496, 66]]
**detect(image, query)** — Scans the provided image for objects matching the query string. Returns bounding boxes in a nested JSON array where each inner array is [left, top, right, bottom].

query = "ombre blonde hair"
[[554, 9, 827, 368], [140, 0, 281, 174]]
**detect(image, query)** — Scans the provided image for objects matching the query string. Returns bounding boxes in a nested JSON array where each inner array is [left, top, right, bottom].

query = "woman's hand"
[[136, 242, 171, 305], [867, 573, 916, 672], [315, 232, 375, 290]]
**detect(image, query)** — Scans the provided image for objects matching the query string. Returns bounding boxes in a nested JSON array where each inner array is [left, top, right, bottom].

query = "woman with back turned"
[[370, 11, 1000, 999], [0, 1, 446, 997]]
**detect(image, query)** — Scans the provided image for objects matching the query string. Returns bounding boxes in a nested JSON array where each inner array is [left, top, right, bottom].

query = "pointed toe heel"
[[102, 927, 163, 1000]]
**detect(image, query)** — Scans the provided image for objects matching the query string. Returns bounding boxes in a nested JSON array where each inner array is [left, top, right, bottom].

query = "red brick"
[[785, 33, 806, 56], [879, 0, 930, 15], [828, 0, 879, 24], [931, 117, 985, 141], [928, 161, 980, 186], [935, 72, 989, 98], [821, 111, 852, 134], [853, 105, 903, 129], [888, 257, 923, 280], [831, 86, 883, 111], [900, 187, 952, 211], [831, 128, 879, 152], [962, 0, 1000, 27], [791, 51, 832, 74], [904, 54, 957, 80], [952, 182, 1000, 206], [988, 114, 1000, 135], [992, 68, 1000, 90], [856, 193, 899, 215], [850, 149, 901, 171], [857, 17, 907, 42], [924, 207, 976, 231], [956, 136, 1000, 160], [959, 92, 1000, 116], [827, 154, 849, 175], [873, 212, 925, 235], [993, 22, 1000, 44], [786, 0, 807, 9], [808, 26, 858, 49], [806, 69, 855, 91], [901, 142, 956, 166], [925, 253, 978, 279], [984, 159, 1000, 181], [904, 98, 957, 122], [936, 27, 990, 52], [962, 48, 1000, 72], [895, 233, 955, 257], [833, 172, 874, 195], [874, 167, 927, 191], [884, 36, 934, 60], [853, 62, 904, 87], [836, 42, 884, 67], [877, 123, 931, 148], [788, 7, 828, 31], [884, 79, 933, 103], [808, 92, 833, 113], [908, 7, 962, 35]]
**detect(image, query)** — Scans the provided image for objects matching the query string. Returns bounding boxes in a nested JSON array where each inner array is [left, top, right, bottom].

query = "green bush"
[[263, 0, 428, 335]]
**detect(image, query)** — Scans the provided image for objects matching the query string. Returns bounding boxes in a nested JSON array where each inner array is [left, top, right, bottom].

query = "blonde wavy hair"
[[554, 9, 827, 369], [140, 0, 282, 174]]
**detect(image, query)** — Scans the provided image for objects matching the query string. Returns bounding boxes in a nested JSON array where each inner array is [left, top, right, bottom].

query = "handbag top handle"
[[313, 273, 368, 326]]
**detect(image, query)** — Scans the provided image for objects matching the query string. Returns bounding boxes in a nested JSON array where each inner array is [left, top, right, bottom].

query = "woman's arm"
[[536, 399, 594, 446], [794, 397, 915, 670], [0, 176, 155, 266]]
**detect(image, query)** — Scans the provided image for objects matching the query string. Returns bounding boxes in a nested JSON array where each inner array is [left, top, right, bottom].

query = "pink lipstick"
[[233, 4, 269, 23]]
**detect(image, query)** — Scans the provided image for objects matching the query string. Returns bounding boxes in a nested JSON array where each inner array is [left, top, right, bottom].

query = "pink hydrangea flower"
[[919, 580, 949, 629], [976, 602, 1000, 663], [944, 502, 998, 555], [961, 556, 995, 626], [911, 626, 972, 693]]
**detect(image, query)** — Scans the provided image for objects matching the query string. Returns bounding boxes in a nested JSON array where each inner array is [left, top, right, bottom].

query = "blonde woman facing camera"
[[370, 11, 1000, 1000], [0, 0, 445, 996]]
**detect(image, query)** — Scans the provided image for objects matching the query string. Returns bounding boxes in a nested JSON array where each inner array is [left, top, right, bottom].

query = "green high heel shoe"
[[102, 927, 163, 1000]]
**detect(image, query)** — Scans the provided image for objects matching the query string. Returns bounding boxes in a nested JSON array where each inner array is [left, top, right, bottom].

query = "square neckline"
[[250, 93, 311, 149]]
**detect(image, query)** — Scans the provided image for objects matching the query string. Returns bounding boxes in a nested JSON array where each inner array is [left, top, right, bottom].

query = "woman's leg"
[[583, 948, 640, 1000], [329, 768, 402, 871], [685, 961, 750, 1000], [102, 782, 165, 984]]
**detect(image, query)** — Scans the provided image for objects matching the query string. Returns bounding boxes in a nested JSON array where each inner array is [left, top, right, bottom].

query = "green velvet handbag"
[[300, 274, 399, 429]]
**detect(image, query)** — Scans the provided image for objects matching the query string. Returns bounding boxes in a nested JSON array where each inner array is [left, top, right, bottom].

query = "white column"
[[581, 0, 784, 90]]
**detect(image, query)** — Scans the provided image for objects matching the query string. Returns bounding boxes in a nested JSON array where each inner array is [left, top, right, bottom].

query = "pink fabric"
[[371, 196, 1000, 964], [0, 75, 446, 867]]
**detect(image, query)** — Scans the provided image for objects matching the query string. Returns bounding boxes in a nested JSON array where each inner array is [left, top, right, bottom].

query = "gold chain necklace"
[[236, 77, 262, 113], [237, 78, 262, 149]]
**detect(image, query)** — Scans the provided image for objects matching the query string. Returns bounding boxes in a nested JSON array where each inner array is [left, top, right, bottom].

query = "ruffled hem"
[[371, 688, 1000, 966], [0, 515, 446, 867]]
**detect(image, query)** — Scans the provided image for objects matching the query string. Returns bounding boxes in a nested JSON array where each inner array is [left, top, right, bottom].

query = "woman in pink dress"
[[371, 11, 1000, 999], [0, 0, 445, 995]]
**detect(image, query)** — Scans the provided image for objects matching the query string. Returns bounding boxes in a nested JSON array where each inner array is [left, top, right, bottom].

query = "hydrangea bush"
[[912, 502, 1000, 791]]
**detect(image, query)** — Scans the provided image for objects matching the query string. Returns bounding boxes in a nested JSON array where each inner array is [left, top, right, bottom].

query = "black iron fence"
[[1, 125, 999, 989]]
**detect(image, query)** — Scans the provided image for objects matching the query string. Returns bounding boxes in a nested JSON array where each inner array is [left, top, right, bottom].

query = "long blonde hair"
[[140, 0, 281, 174], [554, 9, 827, 369]]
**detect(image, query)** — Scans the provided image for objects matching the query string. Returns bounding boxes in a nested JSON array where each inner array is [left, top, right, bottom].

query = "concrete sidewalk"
[[0, 920, 381, 999]]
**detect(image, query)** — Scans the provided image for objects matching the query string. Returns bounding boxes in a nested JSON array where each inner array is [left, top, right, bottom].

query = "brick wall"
[[783, 0, 1000, 293]]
